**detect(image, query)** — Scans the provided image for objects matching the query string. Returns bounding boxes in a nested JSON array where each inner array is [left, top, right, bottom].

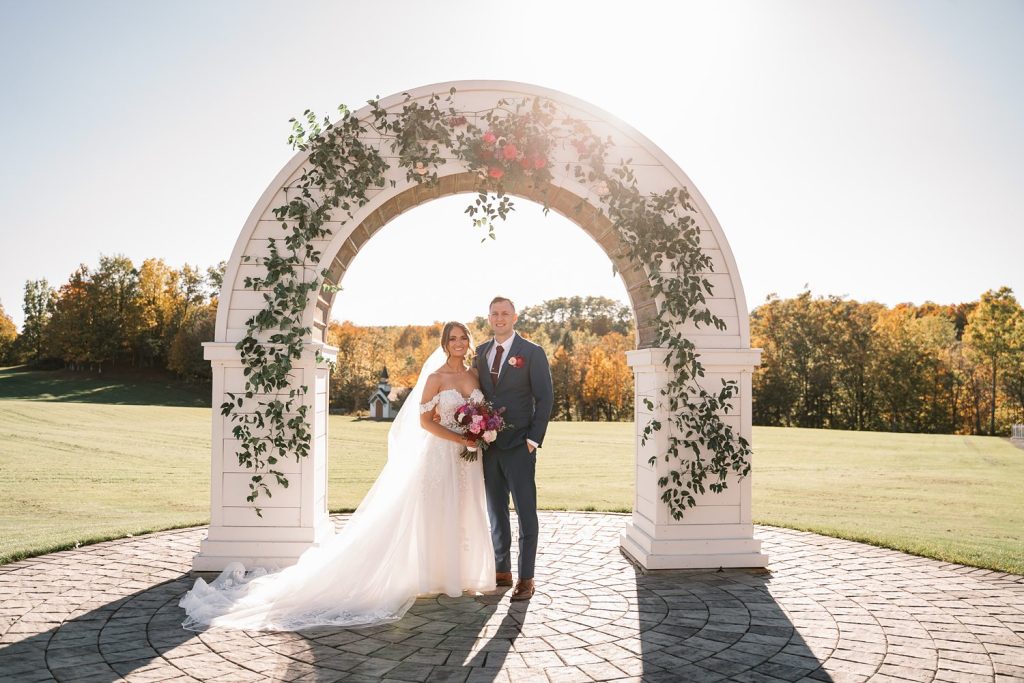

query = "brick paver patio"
[[1, 512, 1022, 682]]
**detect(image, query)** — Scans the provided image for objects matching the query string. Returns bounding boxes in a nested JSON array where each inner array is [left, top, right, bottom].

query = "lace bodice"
[[420, 388, 484, 430]]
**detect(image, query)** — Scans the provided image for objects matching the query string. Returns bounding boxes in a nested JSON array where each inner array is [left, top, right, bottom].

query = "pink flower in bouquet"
[[533, 156, 546, 169], [502, 143, 518, 160], [482, 131, 497, 145], [454, 396, 511, 462], [488, 166, 505, 180]]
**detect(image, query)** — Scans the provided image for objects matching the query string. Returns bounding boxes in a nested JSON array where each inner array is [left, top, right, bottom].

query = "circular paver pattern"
[[1, 512, 1022, 682]]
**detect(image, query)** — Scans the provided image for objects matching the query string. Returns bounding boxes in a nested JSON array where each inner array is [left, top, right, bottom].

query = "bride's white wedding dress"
[[179, 349, 495, 631]]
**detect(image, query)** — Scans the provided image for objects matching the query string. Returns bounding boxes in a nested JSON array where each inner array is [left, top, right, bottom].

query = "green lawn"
[[1, 367, 1021, 573]]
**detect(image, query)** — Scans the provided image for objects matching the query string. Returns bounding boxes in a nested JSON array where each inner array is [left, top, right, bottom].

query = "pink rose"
[[533, 156, 546, 169], [488, 166, 504, 179], [483, 430, 497, 443], [482, 132, 497, 144], [502, 143, 518, 160]]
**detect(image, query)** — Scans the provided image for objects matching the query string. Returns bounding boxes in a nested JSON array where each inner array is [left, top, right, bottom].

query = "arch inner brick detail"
[[313, 172, 659, 348]]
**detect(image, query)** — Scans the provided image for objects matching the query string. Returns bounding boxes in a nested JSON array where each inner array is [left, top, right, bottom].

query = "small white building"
[[368, 367, 394, 419]]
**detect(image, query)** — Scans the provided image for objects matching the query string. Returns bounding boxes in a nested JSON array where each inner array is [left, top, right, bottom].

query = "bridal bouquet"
[[454, 398, 510, 462]]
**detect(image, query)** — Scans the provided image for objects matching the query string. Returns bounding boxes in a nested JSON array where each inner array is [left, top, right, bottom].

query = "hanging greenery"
[[223, 88, 752, 519]]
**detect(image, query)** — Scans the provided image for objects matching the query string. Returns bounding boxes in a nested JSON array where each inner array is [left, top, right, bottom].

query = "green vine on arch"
[[223, 87, 752, 519]]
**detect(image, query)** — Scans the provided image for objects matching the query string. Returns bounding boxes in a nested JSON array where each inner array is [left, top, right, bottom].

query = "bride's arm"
[[418, 376, 476, 446]]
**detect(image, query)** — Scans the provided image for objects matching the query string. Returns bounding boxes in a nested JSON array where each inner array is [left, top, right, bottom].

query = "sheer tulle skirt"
[[179, 434, 495, 631]]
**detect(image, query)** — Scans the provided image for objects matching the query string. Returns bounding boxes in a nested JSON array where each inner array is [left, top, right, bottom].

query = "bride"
[[179, 321, 496, 631]]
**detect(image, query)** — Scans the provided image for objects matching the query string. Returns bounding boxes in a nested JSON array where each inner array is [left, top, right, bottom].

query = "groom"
[[476, 296, 553, 601]]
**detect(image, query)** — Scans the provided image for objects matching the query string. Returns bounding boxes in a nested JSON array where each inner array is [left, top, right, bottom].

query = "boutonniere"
[[507, 355, 525, 368]]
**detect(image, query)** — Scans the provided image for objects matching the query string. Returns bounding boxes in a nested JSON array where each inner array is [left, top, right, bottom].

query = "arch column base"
[[620, 523, 768, 570], [621, 347, 768, 570]]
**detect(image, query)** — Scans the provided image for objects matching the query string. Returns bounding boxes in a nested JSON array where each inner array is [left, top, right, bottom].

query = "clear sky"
[[1, 0, 1021, 331]]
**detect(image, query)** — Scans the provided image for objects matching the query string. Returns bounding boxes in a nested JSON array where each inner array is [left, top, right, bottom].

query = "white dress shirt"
[[485, 331, 539, 451]]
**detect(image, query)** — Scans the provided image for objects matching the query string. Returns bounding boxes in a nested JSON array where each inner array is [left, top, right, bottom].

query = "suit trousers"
[[482, 441, 538, 579]]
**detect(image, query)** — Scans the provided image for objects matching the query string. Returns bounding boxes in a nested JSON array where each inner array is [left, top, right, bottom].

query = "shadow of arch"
[[313, 171, 658, 349], [0, 576, 195, 681], [630, 566, 833, 682]]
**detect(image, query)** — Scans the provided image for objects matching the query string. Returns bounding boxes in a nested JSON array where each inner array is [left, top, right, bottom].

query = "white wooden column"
[[620, 347, 768, 569], [191, 341, 337, 572]]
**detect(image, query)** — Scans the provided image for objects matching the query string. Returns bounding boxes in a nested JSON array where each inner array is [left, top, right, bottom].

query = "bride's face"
[[446, 328, 470, 359]]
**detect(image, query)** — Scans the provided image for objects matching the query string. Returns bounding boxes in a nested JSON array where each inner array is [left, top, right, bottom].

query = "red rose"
[[488, 167, 505, 179], [482, 132, 497, 144], [502, 143, 518, 160]]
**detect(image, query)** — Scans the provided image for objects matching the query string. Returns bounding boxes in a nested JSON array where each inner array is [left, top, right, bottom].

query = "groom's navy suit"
[[476, 333, 553, 580]]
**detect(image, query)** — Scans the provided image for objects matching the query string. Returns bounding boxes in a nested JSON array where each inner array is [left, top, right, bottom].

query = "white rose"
[[483, 430, 497, 443]]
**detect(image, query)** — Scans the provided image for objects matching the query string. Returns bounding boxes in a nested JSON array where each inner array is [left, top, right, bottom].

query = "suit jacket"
[[475, 333, 554, 451]]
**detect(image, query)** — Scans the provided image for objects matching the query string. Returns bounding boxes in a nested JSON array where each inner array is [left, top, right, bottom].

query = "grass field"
[[2, 366, 1022, 573]]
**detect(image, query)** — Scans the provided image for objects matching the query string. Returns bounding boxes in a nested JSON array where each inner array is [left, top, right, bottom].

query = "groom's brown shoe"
[[496, 572, 513, 587], [510, 579, 535, 601]]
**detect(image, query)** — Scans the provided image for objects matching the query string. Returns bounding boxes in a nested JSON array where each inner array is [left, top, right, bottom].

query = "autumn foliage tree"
[[19, 254, 221, 377], [0, 300, 17, 365], [329, 297, 637, 420], [751, 287, 1024, 435], [21, 279, 55, 362], [963, 287, 1024, 435]]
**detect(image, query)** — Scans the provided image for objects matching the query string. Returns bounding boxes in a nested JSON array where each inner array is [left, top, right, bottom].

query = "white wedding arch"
[[193, 81, 767, 573]]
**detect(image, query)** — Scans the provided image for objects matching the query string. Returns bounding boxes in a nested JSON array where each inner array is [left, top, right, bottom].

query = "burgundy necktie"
[[490, 344, 504, 385]]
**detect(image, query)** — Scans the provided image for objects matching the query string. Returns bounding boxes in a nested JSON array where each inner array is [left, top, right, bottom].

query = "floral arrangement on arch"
[[458, 106, 555, 187], [445, 98, 563, 236]]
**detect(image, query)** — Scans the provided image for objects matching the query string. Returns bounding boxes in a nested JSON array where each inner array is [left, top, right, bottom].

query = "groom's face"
[[488, 301, 517, 339]]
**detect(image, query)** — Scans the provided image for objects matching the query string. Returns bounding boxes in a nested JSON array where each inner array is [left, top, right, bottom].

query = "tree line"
[[3, 255, 1021, 434], [751, 287, 1024, 436], [327, 296, 635, 421], [0, 254, 223, 379], [0, 273, 636, 420]]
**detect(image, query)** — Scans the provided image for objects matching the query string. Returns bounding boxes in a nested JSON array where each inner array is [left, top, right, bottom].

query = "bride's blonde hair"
[[440, 321, 473, 364]]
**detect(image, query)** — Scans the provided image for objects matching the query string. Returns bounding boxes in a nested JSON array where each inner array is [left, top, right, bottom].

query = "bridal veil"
[[179, 346, 454, 631]]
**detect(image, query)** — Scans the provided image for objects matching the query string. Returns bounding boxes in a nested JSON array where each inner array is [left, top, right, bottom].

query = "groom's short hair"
[[490, 296, 515, 312]]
